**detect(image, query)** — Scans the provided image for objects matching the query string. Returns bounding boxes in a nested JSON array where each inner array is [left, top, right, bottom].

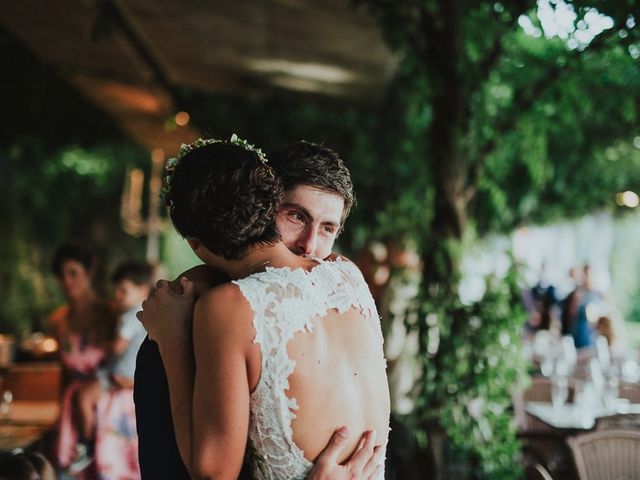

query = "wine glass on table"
[[0, 390, 12, 419], [551, 374, 569, 412], [0, 389, 13, 443], [561, 335, 577, 375]]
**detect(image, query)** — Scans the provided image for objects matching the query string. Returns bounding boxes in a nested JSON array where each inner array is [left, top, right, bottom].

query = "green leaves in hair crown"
[[160, 134, 271, 207]]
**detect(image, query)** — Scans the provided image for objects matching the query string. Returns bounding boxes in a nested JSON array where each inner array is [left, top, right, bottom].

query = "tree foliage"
[[352, 0, 640, 477]]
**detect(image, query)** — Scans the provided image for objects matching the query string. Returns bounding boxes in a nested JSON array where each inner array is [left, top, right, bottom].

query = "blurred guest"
[[73, 261, 149, 479], [580, 265, 604, 305], [525, 281, 557, 335], [596, 316, 615, 347], [563, 289, 603, 350], [522, 263, 560, 341], [560, 289, 581, 337], [554, 266, 581, 301], [49, 241, 117, 475], [571, 265, 606, 349], [596, 315, 626, 358], [0, 451, 56, 480]]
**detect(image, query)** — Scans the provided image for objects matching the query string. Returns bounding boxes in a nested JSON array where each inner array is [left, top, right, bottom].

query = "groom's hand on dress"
[[307, 427, 383, 480]]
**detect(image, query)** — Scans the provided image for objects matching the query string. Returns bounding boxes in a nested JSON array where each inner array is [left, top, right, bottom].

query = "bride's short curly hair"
[[167, 142, 282, 260]]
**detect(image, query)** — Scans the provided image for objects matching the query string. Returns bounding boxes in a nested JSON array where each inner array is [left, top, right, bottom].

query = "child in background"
[[102, 261, 152, 388], [70, 261, 151, 472]]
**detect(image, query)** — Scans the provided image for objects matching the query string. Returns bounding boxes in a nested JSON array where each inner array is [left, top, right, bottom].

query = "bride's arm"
[[142, 280, 252, 480], [189, 285, 253, 478]]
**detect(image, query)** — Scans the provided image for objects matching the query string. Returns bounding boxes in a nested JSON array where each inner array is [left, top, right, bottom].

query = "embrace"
[[136, 137, 390, 480]]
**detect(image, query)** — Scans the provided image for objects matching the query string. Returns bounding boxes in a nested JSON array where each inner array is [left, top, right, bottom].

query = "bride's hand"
[[137, 277, 195, 346], [307, 428, 383, 480]]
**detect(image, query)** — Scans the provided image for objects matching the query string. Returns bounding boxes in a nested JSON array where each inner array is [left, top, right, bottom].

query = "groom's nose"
[[295, 227, 318, 256]]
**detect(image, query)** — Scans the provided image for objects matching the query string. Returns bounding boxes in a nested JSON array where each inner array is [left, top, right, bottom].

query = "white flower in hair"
[[160, 134, 271, 206]]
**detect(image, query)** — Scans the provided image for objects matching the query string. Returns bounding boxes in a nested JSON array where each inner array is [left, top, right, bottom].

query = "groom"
[[135, 141, 379, 479]]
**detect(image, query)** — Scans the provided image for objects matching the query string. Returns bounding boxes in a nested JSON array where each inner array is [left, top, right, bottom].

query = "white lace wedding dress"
[[233, 258, 387, 480]]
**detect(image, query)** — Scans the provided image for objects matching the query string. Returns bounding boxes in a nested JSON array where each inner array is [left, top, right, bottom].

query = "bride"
[[139, 137, 390, 479]]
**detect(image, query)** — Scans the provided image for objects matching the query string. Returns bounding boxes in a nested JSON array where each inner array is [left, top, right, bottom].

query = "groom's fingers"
[[168, 278, 183, 294], [367, 465, 383, 480], [149, 280, 172, 298], [157, 279, 185, 299], [180, 277, 195, 298], [362, 445, 383, 477], [346, 430, 376, 472], [315, 426, 350, 465]]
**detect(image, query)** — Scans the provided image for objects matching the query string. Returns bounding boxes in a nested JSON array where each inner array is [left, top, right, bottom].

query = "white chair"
[[567, 429, 640, 480]]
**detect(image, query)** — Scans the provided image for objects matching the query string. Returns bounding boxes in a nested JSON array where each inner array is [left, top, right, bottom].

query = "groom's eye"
[[288, 211, 305, 223]]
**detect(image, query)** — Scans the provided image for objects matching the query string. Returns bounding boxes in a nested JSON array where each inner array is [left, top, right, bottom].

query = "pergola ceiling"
[[1, 0, 396, 155]]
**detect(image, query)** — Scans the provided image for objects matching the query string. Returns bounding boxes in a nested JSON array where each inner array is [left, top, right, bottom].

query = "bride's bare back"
[[288, 307, 389, 463]]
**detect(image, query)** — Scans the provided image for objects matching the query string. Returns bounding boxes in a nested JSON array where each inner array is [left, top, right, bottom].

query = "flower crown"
[[160, 134, 270, 207]]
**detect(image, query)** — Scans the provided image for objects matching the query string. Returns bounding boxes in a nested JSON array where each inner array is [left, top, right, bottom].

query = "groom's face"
[[276, 185, 345, 259]]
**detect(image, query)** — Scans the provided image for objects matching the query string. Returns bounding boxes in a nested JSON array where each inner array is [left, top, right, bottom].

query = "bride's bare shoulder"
[[194, 283, 253, 337]]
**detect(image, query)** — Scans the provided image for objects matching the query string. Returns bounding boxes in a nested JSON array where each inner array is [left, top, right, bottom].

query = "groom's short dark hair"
[[269, 142, 355, 230]]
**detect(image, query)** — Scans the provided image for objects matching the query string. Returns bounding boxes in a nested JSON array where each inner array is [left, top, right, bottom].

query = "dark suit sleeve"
[[134, 337, 254, 480], [135, 336, 190, 480]]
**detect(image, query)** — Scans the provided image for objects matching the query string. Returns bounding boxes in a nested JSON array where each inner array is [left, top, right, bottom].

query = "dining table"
[[0, 399, 59, 451], [525, 398, 640, 431]]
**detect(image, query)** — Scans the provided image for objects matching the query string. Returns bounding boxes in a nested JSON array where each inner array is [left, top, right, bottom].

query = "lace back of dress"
[[233, 260, 383, 480]]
